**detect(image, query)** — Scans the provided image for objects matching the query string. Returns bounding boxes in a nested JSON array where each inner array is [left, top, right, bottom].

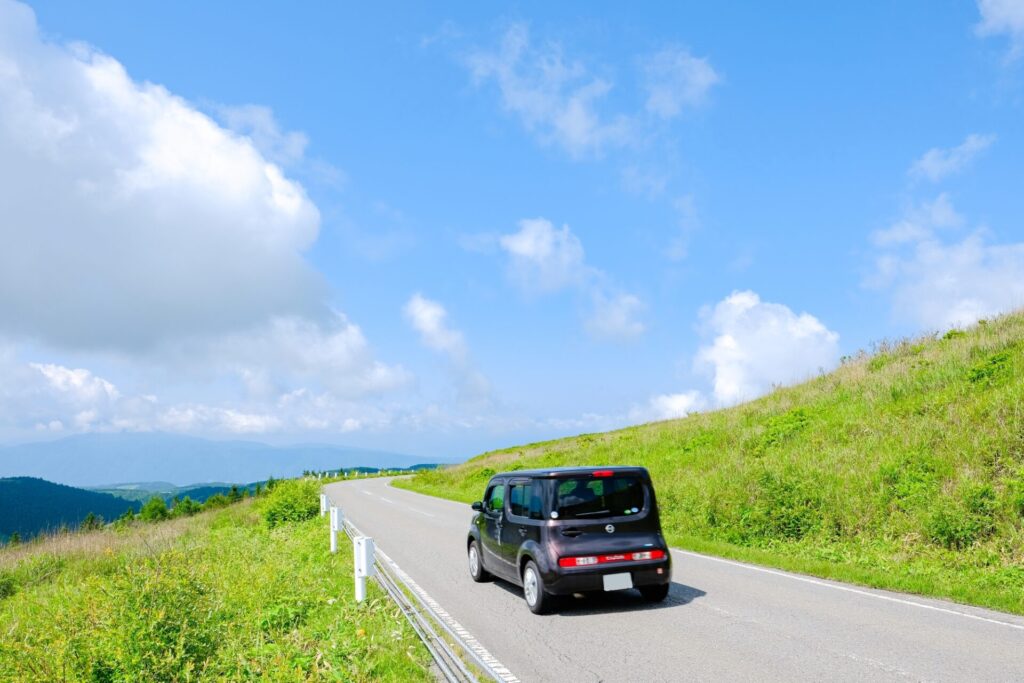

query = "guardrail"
[[323, 492, 516, 683]]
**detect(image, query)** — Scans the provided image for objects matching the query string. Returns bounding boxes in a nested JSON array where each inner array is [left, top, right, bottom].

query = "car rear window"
[[554, 476, 646, 520]]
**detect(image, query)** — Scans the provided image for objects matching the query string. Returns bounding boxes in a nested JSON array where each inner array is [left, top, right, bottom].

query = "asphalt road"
[[324, 477, 1024, 683]]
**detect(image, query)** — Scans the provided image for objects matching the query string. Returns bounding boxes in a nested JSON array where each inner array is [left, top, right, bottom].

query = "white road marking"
[[380, 496, 394, 503], [340, 508, 520, 683], [673, 549, 1024, 631], [361, 490, 373, 496]]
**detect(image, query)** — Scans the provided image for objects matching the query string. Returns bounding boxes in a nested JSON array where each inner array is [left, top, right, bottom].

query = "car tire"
[[467, 541, 490, 582], [639, 583, 670, 603], [522, 560, 551, 614]]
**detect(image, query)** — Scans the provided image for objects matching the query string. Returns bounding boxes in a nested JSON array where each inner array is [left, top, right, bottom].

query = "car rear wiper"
[[574, 509, 611, 517]]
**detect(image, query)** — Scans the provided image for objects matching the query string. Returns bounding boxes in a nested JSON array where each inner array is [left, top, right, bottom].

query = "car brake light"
[[592, 470, 614, 477], [558, 549, 665, 568]]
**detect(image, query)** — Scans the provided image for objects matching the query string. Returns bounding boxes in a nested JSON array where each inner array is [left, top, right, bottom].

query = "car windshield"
[[554, 476, 646, 520]]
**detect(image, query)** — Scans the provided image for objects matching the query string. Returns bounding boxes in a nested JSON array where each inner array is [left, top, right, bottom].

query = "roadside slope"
[[398, 311, 1024, 614]]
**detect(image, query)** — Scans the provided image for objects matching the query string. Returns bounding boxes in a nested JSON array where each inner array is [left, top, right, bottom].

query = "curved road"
[[324, 477, 1024, 682]]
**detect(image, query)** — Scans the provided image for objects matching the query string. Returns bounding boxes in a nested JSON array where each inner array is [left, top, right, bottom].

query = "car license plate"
[[602, 572, 632, 591]]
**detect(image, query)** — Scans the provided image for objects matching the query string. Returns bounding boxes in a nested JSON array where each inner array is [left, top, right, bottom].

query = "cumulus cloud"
[[404, 294, 467, 358], [499, 218, 588, 292], [403, 294, 491, 406], [976, 0, 1024, 59], [909, 133, 996, 182], [629, 391, 706, 423], [0, 0, 324, 350], [695, 291, 840, 405], [642, 46, 720, 119], [498, 218, 646, 340], [466, 23, 634, 157], [867, 196, 1024, 330]]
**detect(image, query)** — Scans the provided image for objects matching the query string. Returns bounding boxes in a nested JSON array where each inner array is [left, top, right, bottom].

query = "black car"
[[466, 466, 672, 614]]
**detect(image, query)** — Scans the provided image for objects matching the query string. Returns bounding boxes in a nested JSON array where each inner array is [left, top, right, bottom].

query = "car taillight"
[[558, 549, 666, 568]]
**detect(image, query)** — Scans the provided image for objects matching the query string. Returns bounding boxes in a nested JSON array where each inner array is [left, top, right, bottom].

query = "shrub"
[[926, 485, 996, 550], [0, 571, 15, 600], [968, 348, 1014, 386], [260, 479, 320, 528], [749, 408, 811, 456], [139, 497, 169, 523], [744, 469, 823, 541]]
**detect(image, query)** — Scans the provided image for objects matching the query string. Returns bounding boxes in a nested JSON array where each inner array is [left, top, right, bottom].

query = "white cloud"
[[976, 0, 1024, 59], [629, 391, 706, 423], [867, 193, 1024, 329], [642, 46, 720, 119], [200, 313, 411, 400], [909, 133, 996, 182], [217, 104, 309, 166], [869, 193, 962, 248], [466, 23, 634, 157], [586, 292, 646, 341], [30, 363, 120, 403], [695, 291, 840, 405], [403, 294, 467, 358], [403, 294, 491, 406], [498, 218, 647, 341], [499, 218, 588, 292], [0, 0, 323, 350]]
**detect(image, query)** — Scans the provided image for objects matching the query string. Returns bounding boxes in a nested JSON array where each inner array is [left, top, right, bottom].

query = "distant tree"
[[80, 512, 104, 531], [139, 496, 169, 522], [8, 532, 20, 545], [266, 476, 277, 491], [254, 483, 263, 497], [228, 485, 241, 502], [113, 507, 136, 528], [203, 493, 229, 510], [171, 496, 201, 517]]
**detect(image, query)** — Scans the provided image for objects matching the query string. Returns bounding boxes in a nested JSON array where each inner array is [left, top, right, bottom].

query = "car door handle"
[[518, 528, 528, 536], [561, 527, 583, 537]]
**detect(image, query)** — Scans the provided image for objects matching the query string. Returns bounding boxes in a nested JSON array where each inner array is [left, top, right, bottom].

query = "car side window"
[[508, 481, 528, 518], [486, 482, 505, 513]]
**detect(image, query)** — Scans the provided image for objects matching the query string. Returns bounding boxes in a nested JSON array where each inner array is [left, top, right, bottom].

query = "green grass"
[[397, 312, 1024, 615], [0, 479, 431, 681]]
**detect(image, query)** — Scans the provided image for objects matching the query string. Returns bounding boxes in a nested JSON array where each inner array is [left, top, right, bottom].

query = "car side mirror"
[[471, 501, 483, 512]]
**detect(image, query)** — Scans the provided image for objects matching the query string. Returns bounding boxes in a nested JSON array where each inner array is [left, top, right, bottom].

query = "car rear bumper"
[[545, 558, 671, 595]]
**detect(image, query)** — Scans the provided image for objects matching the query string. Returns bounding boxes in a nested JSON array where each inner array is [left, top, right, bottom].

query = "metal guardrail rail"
[[325, 493, 515, 683]]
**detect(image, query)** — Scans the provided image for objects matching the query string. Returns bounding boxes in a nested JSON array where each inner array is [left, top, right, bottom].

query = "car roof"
[[489, 465, 649, 480]]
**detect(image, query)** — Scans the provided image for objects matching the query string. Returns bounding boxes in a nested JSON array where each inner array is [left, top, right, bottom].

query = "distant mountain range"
[[0, 477, 139, 542], [0, 432, 443, 488]]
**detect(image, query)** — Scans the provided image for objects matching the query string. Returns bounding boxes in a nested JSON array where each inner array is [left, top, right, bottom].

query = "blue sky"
[[1, 0, 1023, 460]]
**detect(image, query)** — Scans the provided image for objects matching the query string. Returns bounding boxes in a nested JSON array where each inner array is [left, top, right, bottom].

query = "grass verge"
[[0, 481, 431, 681]]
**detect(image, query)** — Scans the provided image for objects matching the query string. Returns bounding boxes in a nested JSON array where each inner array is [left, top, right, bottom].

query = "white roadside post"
[[319, 493, 327, 517], [354, 536, 375, 602], [329, 506, 342, 554]]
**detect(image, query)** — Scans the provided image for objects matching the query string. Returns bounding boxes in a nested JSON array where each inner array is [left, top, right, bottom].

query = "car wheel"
[[639, 583, 670, 603], [467, 541, 490, 582], [522, 560, 551, 614]]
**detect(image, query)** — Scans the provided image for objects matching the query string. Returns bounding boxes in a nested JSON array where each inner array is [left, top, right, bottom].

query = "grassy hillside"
[[0, 479, 430, 681], [399, 312, 1024, 614], [0, 478, 139, 542]]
